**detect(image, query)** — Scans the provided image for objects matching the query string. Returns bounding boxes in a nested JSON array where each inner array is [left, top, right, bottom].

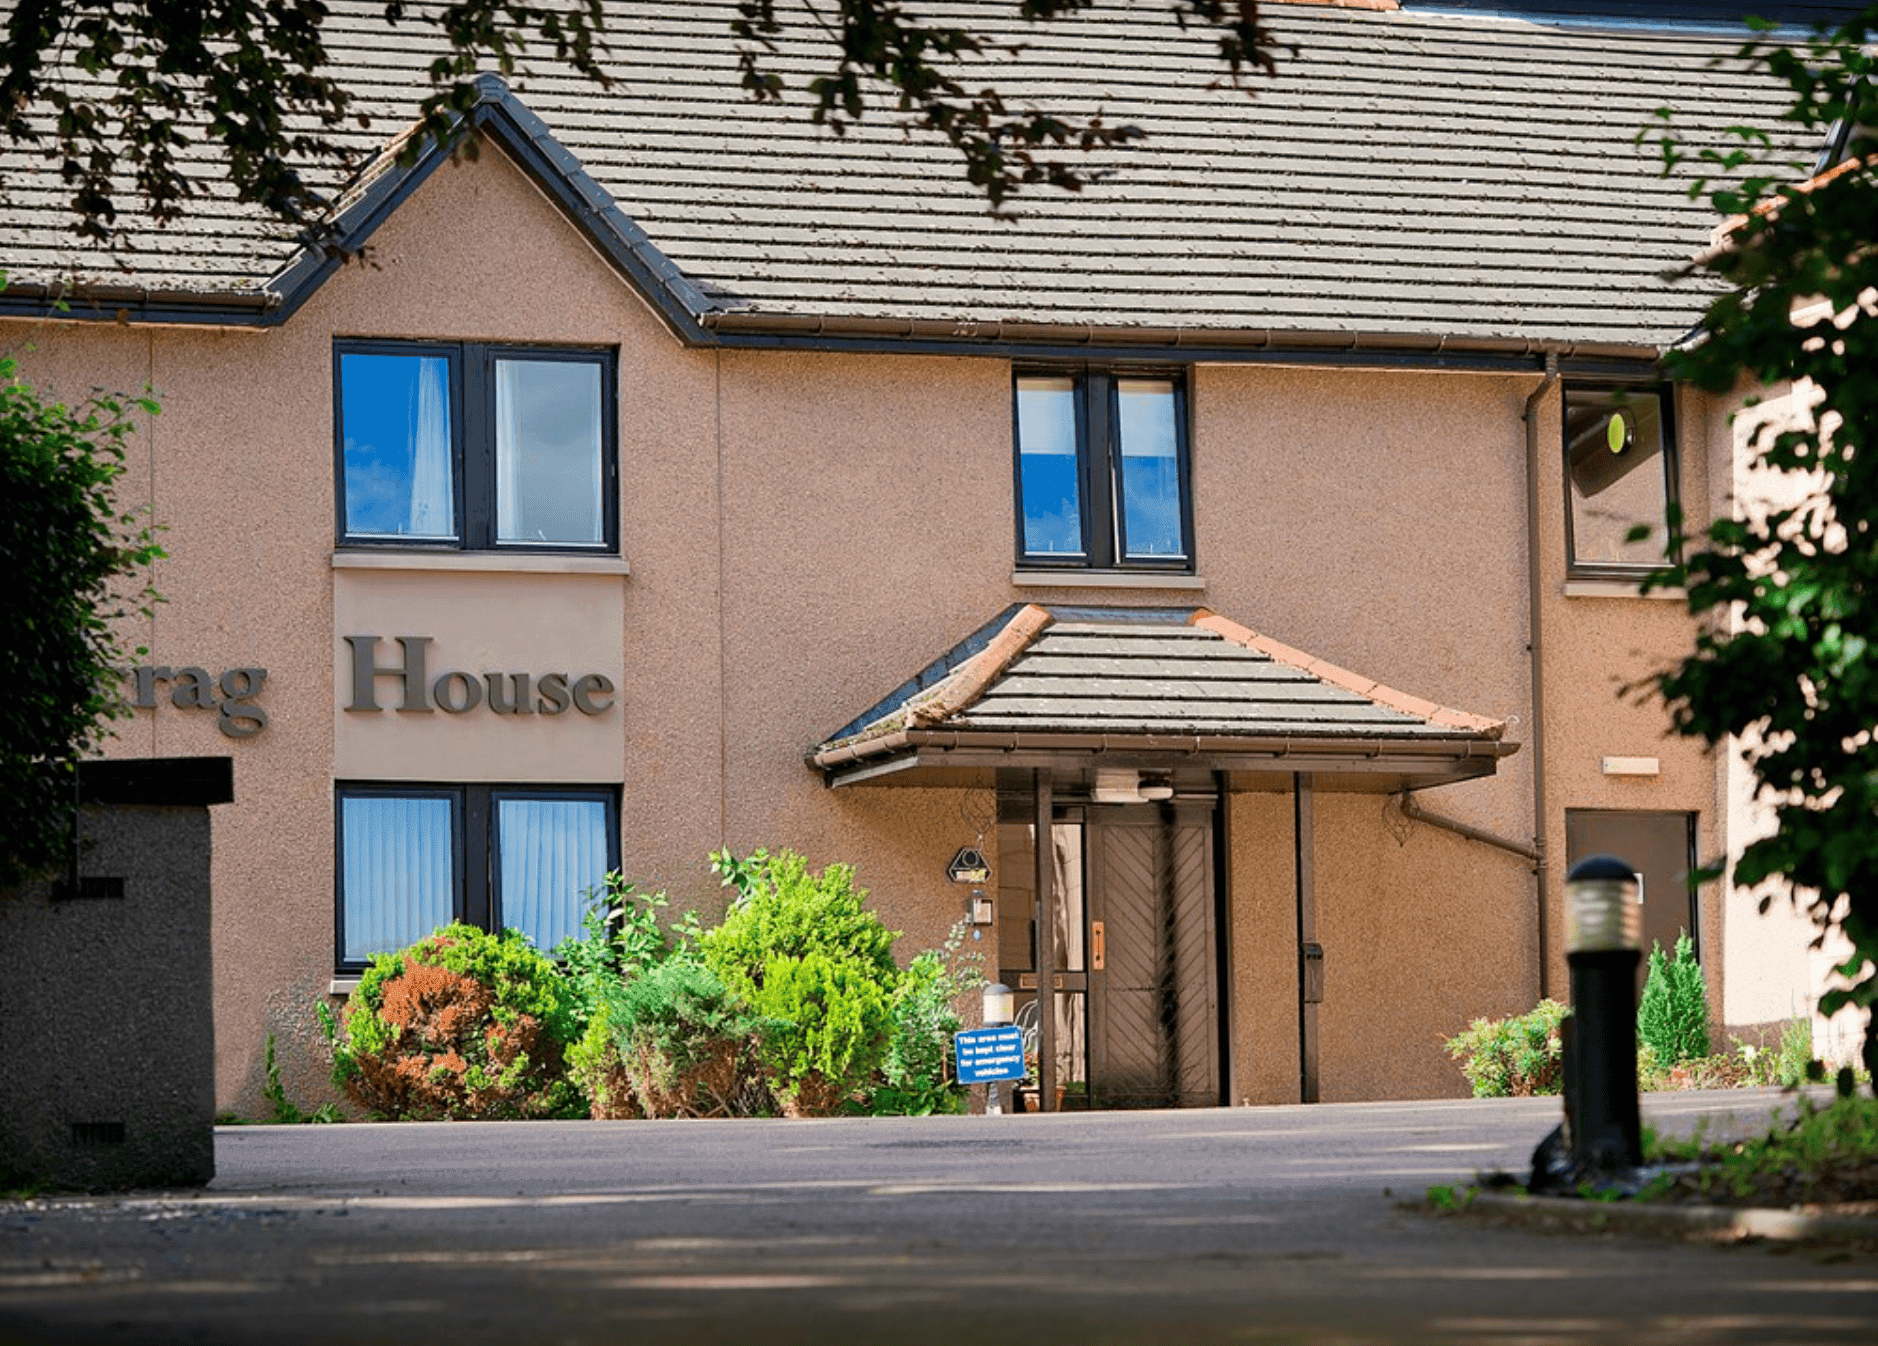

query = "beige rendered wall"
[[1704, 378, 1863, 1063], [1194, 365, 1539, 1101], [1529, 379, 1724, 1027], [9, 141, 1754, 1113]]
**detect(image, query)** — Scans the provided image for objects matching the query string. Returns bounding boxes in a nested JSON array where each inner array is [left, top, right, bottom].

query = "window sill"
[[328, 978, 360, 996], [1013, 570, 1206, 591], [1562, 578, 1684, 601], [332, 550, 630, 576]]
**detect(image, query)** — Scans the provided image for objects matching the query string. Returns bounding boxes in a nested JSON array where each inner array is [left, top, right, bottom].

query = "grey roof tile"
[[0, 0, 1822, 349], [815, 606, 1508, 757]]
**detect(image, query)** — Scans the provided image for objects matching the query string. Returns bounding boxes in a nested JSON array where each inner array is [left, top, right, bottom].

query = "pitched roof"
[[811, 605, 1515, 790], [0, 0, 1823, 355]]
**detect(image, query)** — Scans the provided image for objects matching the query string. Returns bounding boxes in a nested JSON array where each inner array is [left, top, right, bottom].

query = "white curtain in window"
[[342, 795, 453, 962], [498, 798, 608, 952], [495, 358, 526, 542], [407, 357, 453, 537], [495, 359, 603, 545]]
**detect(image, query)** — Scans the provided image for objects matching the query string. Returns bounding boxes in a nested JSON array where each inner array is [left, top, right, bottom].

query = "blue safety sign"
[[953, 1025, 1027, 1083]]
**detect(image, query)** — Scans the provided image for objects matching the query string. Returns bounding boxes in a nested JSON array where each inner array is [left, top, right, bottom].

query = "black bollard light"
[[1562, 854, 1643, 1175]]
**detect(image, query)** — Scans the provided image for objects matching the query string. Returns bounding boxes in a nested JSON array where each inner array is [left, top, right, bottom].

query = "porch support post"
[[1034, 768, 1057, 1112], [1294, 772, 1319, 1104]]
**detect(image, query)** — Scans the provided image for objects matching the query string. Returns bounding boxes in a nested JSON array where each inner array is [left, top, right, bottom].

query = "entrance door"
[[1085, 802, 1221, 1108]]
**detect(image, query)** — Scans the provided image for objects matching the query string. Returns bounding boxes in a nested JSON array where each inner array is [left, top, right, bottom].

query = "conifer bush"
[[1636, 932, 1710, 1067], [575, 955, 771, 1118], [323, 924, 581, 1120], [700, 849, 902, 1115]]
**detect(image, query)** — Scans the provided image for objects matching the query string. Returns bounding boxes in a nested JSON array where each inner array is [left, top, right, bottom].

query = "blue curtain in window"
[[497, 798, 608, 952], [341, 795, 454, 962]]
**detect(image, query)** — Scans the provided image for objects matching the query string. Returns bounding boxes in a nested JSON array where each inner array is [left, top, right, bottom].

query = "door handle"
[[1091, 920, 1105, 971]]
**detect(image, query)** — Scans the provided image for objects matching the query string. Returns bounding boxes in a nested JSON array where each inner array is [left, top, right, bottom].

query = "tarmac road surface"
[[2, 1089, 1873, 1345]]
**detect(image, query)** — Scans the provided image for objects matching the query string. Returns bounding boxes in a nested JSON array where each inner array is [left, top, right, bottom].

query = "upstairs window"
[[336, 341, 617, 552], [1014, 370, 1193, 571], [1563, 384, 1678, 575]]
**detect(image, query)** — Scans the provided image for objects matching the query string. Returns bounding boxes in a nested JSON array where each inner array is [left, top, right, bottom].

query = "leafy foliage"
[[0, 2, 1277, 247], [702, 849, 900, 987], [322, 923, 581, 1120], [702, 848, 903, 1114], [1641, 5, 1878, 1088], [0, 353, 162, 889], [1444, 999, 1570, 1098], [583, 955, 772, 1119], [742, 950, 894, 1114], [732, 0, 1282, 212], [551, 871, 669, 1035], [260, 1033, 341, 1125], [867, 921, 985, 1116], [1647, 1090, 1878, 1207], [1636, 933, 1712, 1066], [0, 0, 611, 250]]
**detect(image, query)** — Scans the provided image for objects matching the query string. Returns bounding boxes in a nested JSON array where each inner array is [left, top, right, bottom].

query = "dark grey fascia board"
[[700, 314, 1666, 377], [0, 286, 277, 325]]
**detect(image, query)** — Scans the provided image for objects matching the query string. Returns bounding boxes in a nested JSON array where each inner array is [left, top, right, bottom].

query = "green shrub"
[[1444, 999, 1569, 1098], [701, 849, 900, 986], [700, 849, 903, 1114], [868, 950, 969, 1115], [322, 924, 582, 1120], [865, 921, 985, 1116], [597, 955, 772, 1118], [746, 950, 894, 1114], [552, 873, 671, 1034], [1636, 932, 1710, 1067], [568, 1005, 641, 1120]]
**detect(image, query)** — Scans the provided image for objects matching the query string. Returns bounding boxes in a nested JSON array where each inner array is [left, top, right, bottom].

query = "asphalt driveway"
[[2, 1089, 1872, 1345]]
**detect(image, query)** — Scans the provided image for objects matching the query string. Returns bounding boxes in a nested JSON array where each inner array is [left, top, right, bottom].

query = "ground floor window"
[[335, 783, 619, 971]]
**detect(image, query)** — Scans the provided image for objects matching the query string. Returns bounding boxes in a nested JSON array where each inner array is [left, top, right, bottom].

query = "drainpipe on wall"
[[1523, 354, 1560, 1001]]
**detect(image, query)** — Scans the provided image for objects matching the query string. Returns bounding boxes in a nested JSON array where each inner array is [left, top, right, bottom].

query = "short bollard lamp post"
[[1560, 854, 1644, 1177], [983, 981, 1015, 1029], [954, 983, 1026, 1117], [980, 983, 1015, 1116]]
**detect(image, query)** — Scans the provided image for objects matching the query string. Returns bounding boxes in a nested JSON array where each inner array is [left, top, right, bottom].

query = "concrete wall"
[[2, 140, 1812, 1114], [0, 805, 215, 1189]]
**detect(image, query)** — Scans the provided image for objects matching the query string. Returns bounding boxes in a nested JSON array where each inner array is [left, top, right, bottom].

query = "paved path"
[[2, 1090, 1872, 1345]]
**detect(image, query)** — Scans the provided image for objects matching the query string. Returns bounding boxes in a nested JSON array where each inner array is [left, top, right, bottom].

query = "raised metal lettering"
[[216, 667, 268, 738], [345, 635, 433, 713], [432, 671, 483, 714], [168, 667, 216, 709], [570, 673, 614, 715], [536, 672, 571, 715]]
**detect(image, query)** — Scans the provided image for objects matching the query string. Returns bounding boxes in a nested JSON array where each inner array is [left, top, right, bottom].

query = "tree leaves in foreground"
[[1642, 5, 1878, 1087], [0, 352, 163, 889], [0, 1, 1278, 251]]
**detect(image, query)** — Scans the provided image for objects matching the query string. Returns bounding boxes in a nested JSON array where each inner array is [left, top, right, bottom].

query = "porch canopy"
[[808, 605, 1517, 795]]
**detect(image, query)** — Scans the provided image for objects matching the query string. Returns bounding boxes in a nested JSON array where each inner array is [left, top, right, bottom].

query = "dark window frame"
[[1011, 366, 1196, 573], [1562, 381, 1681, 579], [333, 781, 621, 973], [1564, 807, 1701, 966], [333, 339, 620, 554]]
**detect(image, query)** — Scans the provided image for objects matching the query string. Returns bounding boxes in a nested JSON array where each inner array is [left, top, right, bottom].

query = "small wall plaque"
[[947, 846, 990, 884]]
